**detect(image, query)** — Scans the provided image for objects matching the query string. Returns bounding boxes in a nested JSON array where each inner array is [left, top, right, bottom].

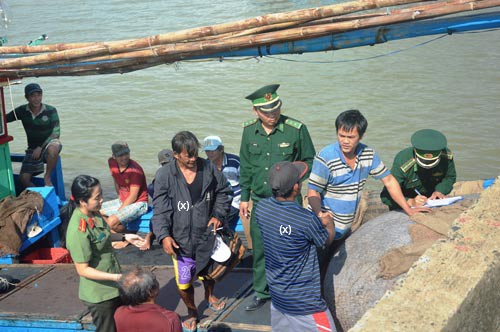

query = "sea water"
[[3, 0, 500, 198]]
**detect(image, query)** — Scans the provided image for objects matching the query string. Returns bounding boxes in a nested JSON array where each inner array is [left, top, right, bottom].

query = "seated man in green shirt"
[[381, 129, 457, 209], [6, 83, 62, 188]]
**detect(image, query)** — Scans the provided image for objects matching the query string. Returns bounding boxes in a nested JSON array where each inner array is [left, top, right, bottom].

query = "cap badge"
[[264, 93, 272, 101], [423, 153, 434, 159]]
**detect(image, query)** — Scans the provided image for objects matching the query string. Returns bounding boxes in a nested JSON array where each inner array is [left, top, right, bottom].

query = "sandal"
[[208, 298, 226, 313], [182, 317, 198, 332]]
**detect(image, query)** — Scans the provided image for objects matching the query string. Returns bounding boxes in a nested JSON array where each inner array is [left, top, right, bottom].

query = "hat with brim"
[[111, 141, 130, 157], [211, 234, 231, 263], [25, 83, 42, 96], [411, 129, 447, 168], [157, 149, 174, 165], [269, 161, 308, 197], [245, 84, 282, 112], [203, 135, 223, 151]]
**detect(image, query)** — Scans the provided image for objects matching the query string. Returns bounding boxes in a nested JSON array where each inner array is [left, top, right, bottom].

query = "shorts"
[[172, 255, 197, 290], [100, 199, 148, 225], [271, 303, 337, 332], [20, 139, 62, 175]]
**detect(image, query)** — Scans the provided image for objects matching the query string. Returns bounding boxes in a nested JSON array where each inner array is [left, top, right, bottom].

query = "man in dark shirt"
[[256, 161, 336, 331], [6, 83, 61, 188], [151, 131, 232, 332]]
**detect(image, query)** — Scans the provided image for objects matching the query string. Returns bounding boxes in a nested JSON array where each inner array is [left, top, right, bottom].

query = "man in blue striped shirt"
[[203, 135, 241, 230], [308, 110, 428, 241], [256, 161, 336, 332]]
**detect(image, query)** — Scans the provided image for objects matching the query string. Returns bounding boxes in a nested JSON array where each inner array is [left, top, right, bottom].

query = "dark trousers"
[[83, 296, 122, 332], [225, 206, 240, 231]]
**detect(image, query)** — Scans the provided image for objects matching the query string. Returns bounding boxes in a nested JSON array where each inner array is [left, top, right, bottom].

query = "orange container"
[[21, 248, 72, 264]]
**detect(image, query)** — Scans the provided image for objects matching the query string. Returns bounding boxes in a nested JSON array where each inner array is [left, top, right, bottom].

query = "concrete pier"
[[350, 180, 500, 332]]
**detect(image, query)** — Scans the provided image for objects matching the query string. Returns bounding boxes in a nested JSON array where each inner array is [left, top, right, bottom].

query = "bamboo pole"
[[0, 0, 428, 55], [0, 0, 428, 64], [0, 0, 498, 78], [29, 0, 500, 66]]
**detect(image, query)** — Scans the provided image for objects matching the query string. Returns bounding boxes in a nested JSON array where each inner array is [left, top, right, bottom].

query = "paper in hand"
[[424, 196, 463, 208]]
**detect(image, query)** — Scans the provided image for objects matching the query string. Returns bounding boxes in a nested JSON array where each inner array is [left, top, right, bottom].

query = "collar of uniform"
[[91, 214, 106, 228], [79, 212, 105, 229], [255, 115, 285, 135]]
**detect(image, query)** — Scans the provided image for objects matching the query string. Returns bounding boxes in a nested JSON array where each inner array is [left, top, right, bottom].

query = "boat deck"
[[0, 238, 270, 332]]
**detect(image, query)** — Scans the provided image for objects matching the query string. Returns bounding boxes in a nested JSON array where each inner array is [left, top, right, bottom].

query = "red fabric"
[[108, 158, 148, 203], [114, 303, 182, 332], [312, 311, 332, 331]]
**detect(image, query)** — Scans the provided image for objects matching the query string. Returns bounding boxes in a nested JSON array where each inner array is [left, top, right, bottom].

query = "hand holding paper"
[[424, 196, 463, 208]]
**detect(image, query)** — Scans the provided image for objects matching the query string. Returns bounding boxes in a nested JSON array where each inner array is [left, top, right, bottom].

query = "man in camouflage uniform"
[[239, 84, 315, 311], [380, 129, 456, 209]]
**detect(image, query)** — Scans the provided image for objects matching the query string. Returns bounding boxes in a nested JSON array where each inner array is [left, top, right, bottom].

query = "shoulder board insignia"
[[441, 150, 453, 160], [78, 218, 87, 232], [400, 158, 416, 173], [284, 118, 303, 129], [242, 118, 258, 128]]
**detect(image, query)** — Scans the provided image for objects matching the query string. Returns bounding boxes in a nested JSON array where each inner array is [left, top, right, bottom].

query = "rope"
[[264, 34, 448, 64], [6, 77, 18, 120], [0, 276, 18, 293]]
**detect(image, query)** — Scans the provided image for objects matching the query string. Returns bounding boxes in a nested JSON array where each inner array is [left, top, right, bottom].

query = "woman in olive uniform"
[[66, 175, 145, 332]]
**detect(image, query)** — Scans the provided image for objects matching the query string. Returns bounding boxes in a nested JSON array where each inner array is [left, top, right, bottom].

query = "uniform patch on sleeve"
[[400, 158, 416, 173], [284, 118, 303, 129]]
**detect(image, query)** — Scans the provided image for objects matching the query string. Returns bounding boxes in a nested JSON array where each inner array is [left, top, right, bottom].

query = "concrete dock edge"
[[350, 179, 500, 332]]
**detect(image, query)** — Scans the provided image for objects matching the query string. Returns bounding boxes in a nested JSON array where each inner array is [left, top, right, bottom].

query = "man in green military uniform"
[[381, 129, 457, 209], [239, 84, 316, 311]]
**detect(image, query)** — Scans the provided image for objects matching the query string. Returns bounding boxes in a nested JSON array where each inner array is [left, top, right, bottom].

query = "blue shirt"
[[222, 153, 241, 210], [308, 142, 389, 239], [255, 197, 328, 315]]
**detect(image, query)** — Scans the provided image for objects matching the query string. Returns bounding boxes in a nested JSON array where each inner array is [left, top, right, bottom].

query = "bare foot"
[[140, 232, 153, 251]]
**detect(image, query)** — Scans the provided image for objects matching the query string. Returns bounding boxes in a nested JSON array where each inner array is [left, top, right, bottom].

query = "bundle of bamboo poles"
[[0, 0, 499, 79]]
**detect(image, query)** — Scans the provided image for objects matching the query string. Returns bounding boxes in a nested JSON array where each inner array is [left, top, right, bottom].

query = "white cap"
[[203, 136, 223, 151], [210, 234, 231, 263]]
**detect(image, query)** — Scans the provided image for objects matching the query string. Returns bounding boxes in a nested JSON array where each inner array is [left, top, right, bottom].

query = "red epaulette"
[[78, 218, 87, 232], [88, 217, 95, 229]]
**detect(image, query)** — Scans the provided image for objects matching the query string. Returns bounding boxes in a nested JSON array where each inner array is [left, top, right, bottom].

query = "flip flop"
[[182, 317, 197, 332], [208, 298, 226, 313]]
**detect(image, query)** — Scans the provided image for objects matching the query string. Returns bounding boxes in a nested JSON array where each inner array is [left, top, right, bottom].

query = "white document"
[[424, 196, 463, 208]]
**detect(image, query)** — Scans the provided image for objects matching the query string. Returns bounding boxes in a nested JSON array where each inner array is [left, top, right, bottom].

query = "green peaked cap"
[[245, 84, 282, 112], [411, 129, 447, 152]]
